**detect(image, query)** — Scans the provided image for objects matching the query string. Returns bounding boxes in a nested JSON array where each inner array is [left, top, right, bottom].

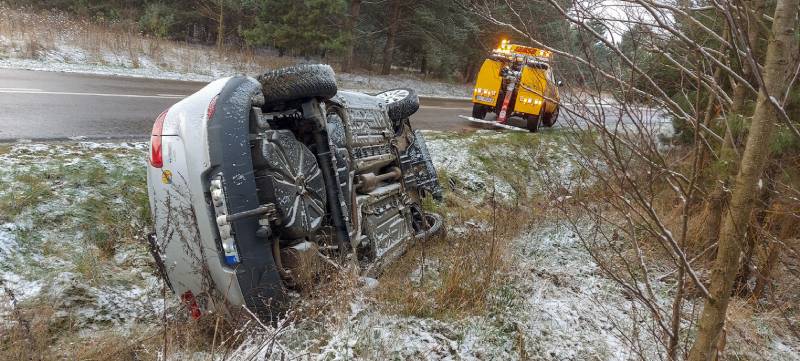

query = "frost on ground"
[[0, 142, 164, 330], [0, 133, 594, 360], [423, 130, 578, 201], [228, 223, 798, 361], [0, 15, 472, 98], [507, 224, 629, 359], [227, 222, 637, 361], [0, 51, 470, 98], [0, 132, 537, 336], [0, 133, 795, 360]]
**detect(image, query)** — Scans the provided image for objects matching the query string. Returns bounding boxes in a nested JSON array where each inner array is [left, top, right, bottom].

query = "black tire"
[[413, 212, 445, 240], [253, 130, 327, 240], [526, 114, 540, 133], [375, 88, 420, 121], [257, 64, 338, 105], [407, 130, 444, 201], [542, 107, 559, 127], [472, 104, 488, 119]]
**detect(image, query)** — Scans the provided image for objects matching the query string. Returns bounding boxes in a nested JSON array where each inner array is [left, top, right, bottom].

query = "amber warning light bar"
[[493, 39, 552, 59]]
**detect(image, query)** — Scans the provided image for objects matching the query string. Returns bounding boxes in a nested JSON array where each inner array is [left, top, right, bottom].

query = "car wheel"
[[375, 88, 420, 121], [472, 104, 487, 120], [408, 130, 444, 201], [413, 210, 445, 240], [543, 107, 559, 127], [253, 129, 327, 240], [526, 114, 541, 132], [258, 64, 338, 105]]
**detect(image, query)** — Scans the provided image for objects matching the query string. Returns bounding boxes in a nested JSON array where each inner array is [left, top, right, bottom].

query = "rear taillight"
[[180, 290, 202, 320], [207, 95, 218, 120], [150, 109, 168, 168]]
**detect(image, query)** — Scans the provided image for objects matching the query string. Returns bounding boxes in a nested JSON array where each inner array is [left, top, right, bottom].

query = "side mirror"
[[557, 80, 563, 87]]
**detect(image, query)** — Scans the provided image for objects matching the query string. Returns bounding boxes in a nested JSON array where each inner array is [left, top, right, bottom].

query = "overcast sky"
[[571, 0, 671, 43]]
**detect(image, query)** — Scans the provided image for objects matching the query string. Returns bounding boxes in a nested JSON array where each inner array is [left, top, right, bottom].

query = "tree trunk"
[[216, 0, 224, 51], [342, 0, 362, 73], [381, 0, 402, 75], [702, 186, 726, 262], [734, 164, 777, 295], [463, 60, 475, 83], [731, 79, 749, 114], [668, 268, 686, 360], [731, 0, 767, 113], [699, 31, 731, 252], [688, 0, 799, 358]]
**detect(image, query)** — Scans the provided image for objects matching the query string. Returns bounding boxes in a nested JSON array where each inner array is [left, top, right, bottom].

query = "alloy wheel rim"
[[376, 89, 409, 104]]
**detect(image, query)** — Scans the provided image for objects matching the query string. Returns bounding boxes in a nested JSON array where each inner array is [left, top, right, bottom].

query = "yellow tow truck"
[[471, 40, 561, 132]]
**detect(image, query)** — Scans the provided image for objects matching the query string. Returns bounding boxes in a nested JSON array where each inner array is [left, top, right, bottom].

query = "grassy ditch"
[[0, 142, 162, 359], [0, 130, 581, 360], [373, 131, 571, 320]]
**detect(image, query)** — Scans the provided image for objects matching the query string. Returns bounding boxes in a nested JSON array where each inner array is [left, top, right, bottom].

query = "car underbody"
[[146, 65, 443, 321]]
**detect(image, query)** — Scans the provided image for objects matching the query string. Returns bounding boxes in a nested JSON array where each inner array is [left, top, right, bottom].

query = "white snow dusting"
[[0, 42, 471, 97]]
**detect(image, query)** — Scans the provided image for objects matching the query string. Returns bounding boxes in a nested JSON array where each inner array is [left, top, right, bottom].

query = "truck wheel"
[[542, 107, 559, 127], [258, 64, 338, 105], [375, 88, 420, 121], [526, 114, 540, 133], [472, 104, 487, 120]]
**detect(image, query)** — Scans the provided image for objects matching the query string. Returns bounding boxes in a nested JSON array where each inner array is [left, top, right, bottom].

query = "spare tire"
[[253, 130, 327, 239], [375, 88, 420, 121], [257, 64, 338, 105]]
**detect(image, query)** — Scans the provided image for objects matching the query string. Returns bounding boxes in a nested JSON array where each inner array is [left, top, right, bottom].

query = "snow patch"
[[0, 45, 471, 98], [0, 142, 160, 329]]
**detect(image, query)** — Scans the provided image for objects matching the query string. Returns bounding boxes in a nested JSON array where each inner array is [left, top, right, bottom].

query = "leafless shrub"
[[462, 0, 799, 358], [376, 185, 536, 319]]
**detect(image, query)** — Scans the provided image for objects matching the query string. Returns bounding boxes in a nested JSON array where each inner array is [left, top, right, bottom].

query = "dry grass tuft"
[[0, 6, 300, 75], [375, 193, 537, 319], [0, 301, 252, 360]]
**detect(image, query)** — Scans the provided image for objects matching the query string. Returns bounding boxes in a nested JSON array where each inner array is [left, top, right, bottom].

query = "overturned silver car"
[[146, 64, 443, 320]]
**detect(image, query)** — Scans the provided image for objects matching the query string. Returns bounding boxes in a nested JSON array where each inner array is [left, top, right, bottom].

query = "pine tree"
[[243, 0, 347, 58]]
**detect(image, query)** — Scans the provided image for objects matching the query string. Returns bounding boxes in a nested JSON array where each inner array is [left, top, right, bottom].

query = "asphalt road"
[[0, 68, 491, 141], [0, 69, 666, 141]]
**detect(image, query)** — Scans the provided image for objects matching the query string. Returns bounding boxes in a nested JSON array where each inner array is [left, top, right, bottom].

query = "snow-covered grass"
[[0, 142, 169, 358], [0, 132, 576, 359], [0, 7, 472, 97], [0, 142, 156, 315], [225, 220, 659, 361], [0, 130, 796, 360], [424, 129, 579, 201]]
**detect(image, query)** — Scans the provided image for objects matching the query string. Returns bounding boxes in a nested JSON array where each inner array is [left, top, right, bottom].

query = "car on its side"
[[146, 64, 443, 321]]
